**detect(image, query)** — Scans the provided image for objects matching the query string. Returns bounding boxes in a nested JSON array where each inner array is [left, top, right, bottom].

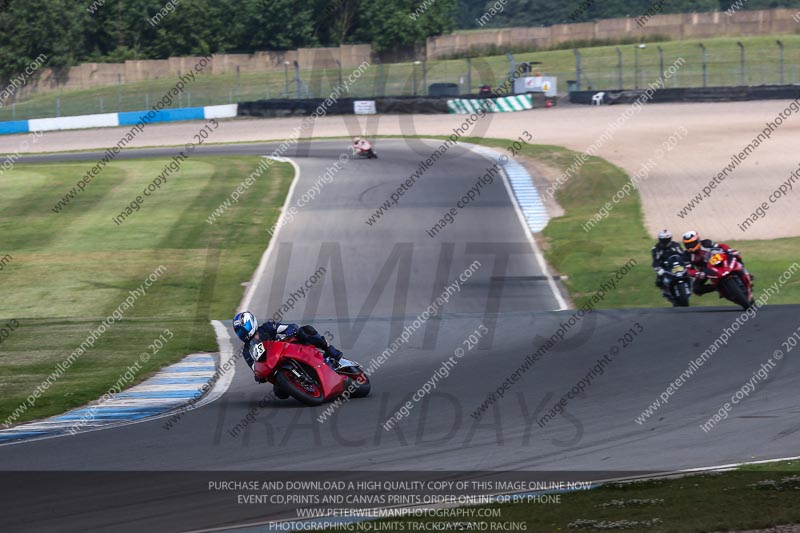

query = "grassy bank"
[[0, 156, 292, 424]]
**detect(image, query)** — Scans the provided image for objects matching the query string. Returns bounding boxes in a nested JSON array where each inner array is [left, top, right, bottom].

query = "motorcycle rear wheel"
[[275, 366, 324, 406]]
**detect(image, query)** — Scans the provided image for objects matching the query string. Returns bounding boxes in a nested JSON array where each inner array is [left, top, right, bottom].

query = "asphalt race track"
[[2, 140, 799, 532]]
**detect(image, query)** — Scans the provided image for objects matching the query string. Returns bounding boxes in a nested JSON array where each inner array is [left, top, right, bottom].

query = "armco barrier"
[[1, 93, 544, 135], [118, 107, 205, 125], [0, 120, 30, 135], [30, 112, 119, 132], [0, 104, 237, 135], [448, 94, 533, 114], [571, 84, 800, 105]]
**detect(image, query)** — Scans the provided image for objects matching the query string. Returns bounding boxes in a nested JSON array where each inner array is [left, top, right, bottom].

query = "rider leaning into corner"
[[651, 229, 684, 296], [352, 136, 371, 152], [681, 230, 754, 296], [232, 311, 343, 395]]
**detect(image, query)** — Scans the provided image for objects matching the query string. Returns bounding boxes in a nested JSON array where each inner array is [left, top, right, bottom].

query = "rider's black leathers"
[[242, 321, 342, 369], [651, 240, 683, 291]]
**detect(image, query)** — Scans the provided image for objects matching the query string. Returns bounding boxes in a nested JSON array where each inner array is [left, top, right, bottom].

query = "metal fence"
[[1, 40, 799, 122], [572, 40, 800, 91], [0, 59, 504, 122]]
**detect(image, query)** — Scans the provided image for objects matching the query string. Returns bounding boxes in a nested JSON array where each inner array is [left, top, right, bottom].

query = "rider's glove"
[[656, 268, 665, 276], [728, 249, 740, 257], [263, 319, 278, 336], [694, 271, 707, 280]]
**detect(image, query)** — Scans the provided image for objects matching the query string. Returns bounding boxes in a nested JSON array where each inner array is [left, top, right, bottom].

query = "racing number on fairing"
[[709, 253, 725, 266], [252, 342, 266, 361]]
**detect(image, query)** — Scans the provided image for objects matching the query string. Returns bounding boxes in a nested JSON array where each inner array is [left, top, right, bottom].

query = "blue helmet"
[[233, 311, 258, 343]]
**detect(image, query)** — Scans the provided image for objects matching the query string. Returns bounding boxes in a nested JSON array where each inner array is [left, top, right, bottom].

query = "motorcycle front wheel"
[[722, 276, 751, 310], [673, 282, 691, 307], [275, 365, 325, 406]]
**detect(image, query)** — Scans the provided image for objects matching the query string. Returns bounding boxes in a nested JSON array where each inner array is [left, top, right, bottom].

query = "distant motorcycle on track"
[[352, 137, 378, 159], [253, 339, 371, 406]]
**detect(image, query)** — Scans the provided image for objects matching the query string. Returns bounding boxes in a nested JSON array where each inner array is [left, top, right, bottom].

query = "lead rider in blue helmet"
[[233, 311, 343, 391]]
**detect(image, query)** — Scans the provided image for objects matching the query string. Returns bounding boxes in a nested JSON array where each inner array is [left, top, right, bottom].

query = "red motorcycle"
[[252, 340, 370, 406], [703, 248, 754, 310], [352, 139, 378, 159]]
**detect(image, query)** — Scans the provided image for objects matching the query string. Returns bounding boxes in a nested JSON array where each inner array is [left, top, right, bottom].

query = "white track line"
[[204, 320, 237, 404], [466, 143, 568, 311], [239, 157, 301, 312]]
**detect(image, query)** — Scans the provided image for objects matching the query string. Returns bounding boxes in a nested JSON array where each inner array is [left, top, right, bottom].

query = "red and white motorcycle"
[[351, 138, 378, 159], [701, 248, 755, 310], [253, 339, 371, 406]]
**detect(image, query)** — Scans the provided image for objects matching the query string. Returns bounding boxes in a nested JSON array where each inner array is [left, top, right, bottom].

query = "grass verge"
[[0, 155, 291, 425]]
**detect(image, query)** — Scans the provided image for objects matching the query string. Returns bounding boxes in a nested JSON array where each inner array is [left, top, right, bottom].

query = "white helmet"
[[657, 229, 672, 246]]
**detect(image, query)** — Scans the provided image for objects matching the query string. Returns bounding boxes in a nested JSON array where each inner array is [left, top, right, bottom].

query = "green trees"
[[355, 0, 457, 52], [458, 0, 723, 29], [720, 0, 800, 10], [0, 0, 85, 77], [0, 0, 797, 82], [227, 0, 318, 52]]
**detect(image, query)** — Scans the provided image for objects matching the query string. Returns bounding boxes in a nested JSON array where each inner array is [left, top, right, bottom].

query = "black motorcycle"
[[659, 254, 693, 307]]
